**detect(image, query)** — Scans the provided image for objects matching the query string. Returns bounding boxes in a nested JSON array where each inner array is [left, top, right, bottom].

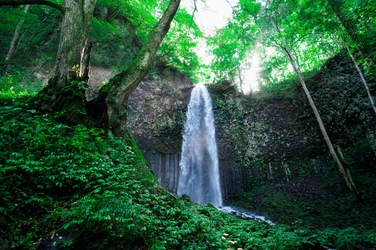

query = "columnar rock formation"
[[127, 54, 376, 199]]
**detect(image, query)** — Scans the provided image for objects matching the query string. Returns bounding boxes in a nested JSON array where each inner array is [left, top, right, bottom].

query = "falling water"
[[177, 84, 223, 207]]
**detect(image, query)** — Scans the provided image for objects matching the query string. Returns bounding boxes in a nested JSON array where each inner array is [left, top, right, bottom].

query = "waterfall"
[[177, 84, 223, 207]]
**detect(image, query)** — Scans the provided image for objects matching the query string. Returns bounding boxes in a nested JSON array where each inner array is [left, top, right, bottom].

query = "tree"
[[0, 0, 182, 137], [211, 0, 362, 198], [342, 37, 376, 115], [256, 0, 361, 200], [157, 9, 202, 81], [5, 4, 30, 61], [298, 0, 376, 116], [272, 17, 360, 200], [327, 0, 376, 72], [207, 0, 259, 84], [0, 0, 64, 13], [0, 0, 96, 121], [89, 0, 181, 137]]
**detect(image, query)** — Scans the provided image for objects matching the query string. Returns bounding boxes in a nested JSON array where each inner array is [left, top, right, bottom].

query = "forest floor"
[[231, 174, 376, 231], [1, 95, 376, 249]]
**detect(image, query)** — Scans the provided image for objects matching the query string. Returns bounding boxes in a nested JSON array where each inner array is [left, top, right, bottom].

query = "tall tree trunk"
[[5, 4, 30, 61], [343, 39, 376, 115], [269, 16, 362, 200], [317, 34, 333, 57], [237, 67, 245, 94], [50, 0, 96, 85], [333, 34, 342, 49], [35, 0, 96, 122], [334, 35, 376, 115], [88, 0, 181, 137]]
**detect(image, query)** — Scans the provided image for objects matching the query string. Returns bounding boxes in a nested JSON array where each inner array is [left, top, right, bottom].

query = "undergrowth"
[[0, 102, 375, 249], [230, 162, 376, 230], [0, 62, 44, 104], [256, 69, 321, 99]]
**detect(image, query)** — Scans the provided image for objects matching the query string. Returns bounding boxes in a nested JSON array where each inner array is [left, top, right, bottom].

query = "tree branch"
[[191, 0, 198, 21], [102, 0, 181, 136], [224, 0, 235, 14], [0, 0, 64, 14]]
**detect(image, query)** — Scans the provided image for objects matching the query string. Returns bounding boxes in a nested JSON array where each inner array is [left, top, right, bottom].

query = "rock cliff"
[[127, 53, 376, 200]]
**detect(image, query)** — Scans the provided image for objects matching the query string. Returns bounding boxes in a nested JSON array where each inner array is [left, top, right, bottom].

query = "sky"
[[181, 0, 237, 33], [181, 0, 260, 93]]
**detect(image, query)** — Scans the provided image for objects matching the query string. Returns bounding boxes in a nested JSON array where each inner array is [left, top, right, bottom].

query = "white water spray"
[[177, 84, 223, 207]]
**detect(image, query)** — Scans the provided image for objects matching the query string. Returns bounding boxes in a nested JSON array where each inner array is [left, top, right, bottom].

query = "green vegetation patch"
[[0, 103, 375, 249]]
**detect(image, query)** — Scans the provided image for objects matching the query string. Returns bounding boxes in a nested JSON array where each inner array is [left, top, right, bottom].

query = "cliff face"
[[127, 53, 376, 199], [211, 53, 376, 191], [126, 69, 253, 198], [127, 69, 193, 154]]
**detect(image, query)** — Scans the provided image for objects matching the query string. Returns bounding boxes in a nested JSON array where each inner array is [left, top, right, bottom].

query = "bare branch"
[[0, 0, 64, 14], [191, 0, 198, 20], [224, 0, 235, 14]]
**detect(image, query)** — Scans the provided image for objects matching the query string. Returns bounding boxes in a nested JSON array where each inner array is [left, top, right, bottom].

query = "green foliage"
[[0, 7, 24, 56], [158, 9, 203, 82], [0, 63, 43, 101], [0, 5, 60, 61], [258, 74, 300, 98], [207, 0, 375, 90], [316, 227, 376, 250], [1, 100, 375, 249], [97, 0, 158, 43], [0, 104, 147, 248], [90, 17, 138, 68], [232, 169, 376, 231], [0, 74, 29, 98], [207, 3, 259, 82]]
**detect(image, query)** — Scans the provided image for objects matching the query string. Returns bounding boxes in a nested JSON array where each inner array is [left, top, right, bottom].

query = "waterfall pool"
[[219, 206, 275, 225]]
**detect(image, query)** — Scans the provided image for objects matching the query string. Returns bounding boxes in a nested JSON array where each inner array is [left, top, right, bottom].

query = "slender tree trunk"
[[333, 34, 342, 49], [343, 40, 376, 115], [269, 16, 361, 200], [5, 4, 30, 61], [89, 0, 181, 137], [318, 34, 333, 57], [334, 34, 376, 115], [237, 67, 245, 94]]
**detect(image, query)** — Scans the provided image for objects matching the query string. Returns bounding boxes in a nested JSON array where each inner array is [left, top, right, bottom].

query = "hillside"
[[0, 97, 375, 249]]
